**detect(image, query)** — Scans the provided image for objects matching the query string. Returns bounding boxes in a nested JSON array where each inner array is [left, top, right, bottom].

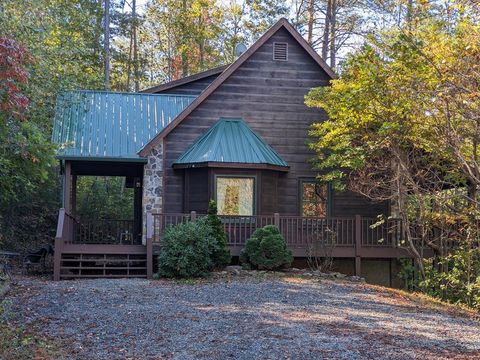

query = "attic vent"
[[273, 42, 288, 61]]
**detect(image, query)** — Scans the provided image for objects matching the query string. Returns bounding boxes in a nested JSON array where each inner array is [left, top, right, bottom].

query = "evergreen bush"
[[240, 225, 293, 270], [156, 201, 231, 278], [157, 221, 215, 278], [204, 200, 231, 268]]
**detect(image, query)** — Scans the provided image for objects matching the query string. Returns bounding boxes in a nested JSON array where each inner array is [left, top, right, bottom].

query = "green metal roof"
[[174, 118, 288, 169], [52, 90, 195, 160]]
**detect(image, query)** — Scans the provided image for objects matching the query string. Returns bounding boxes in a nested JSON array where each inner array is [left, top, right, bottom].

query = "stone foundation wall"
[[142, 143, 163, 242]]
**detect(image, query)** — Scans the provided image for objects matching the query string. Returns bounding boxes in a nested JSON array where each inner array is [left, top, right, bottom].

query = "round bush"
[[157, 221, 215, 278], [240, 225, 293, 270]]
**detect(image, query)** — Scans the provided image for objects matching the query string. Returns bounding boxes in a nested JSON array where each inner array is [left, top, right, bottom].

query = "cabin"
[[52, 18, 413, 284]]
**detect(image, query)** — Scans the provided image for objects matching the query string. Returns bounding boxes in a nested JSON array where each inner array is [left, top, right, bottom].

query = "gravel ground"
[[2, 276, 480, 360]]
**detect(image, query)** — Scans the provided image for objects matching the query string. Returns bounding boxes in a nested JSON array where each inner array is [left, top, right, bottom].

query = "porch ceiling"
[[70, 160, 144, 177], [173, 118, 289, 171]]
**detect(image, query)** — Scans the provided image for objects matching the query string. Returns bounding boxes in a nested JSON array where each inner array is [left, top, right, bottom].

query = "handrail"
[[150, 213, 368, 248], [71, 218, 138, 245], [148, 213, 447, 251], [54, 208, 73, 280]]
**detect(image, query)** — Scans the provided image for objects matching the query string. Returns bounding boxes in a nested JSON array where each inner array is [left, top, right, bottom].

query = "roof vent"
[[273, 42, 288, 61]]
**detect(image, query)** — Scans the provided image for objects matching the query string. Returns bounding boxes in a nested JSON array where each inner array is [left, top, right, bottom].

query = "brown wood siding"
[[184, 168, 209, 212], [260, 171, 278, 214], [164, 28, 386, 218], [153, 74, 219, 96], [331, 191, 389, 217]]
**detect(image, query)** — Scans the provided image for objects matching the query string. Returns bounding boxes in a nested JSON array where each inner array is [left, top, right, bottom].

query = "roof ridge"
[[141, 64, 229, 94]]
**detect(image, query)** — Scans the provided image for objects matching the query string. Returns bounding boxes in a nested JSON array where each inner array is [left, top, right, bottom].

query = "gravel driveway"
[[3, 276, 480, 359]]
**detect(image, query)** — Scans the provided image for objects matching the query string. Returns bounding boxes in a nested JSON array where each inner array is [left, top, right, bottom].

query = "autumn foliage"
[[0, 38, 31, 118]]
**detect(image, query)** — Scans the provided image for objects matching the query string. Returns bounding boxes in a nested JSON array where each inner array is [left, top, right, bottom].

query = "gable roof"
[[173, 118, 289, 171], [140, 65, 229, 94], [138, 18, 335, 157], [52, 90, 195, 161]]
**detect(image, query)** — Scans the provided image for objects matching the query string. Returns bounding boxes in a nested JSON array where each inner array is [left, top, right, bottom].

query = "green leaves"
[[157, 216, 230, 278], [305, 15, 476, 192], [240, 225, 293, 270], [421, 246, 480, 310], [0, 0, 103, 249]]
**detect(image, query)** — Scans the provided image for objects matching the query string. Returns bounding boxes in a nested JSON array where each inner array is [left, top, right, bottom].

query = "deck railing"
[[277, 216, 356, 248], [147, 212, 408, 254], [71, 219, 139, 245]]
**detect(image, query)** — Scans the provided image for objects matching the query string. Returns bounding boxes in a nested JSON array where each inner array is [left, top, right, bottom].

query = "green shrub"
[[204, 200, 231, 268], [157, 220, 215, 278], [240, 225, 293, 270], [419, 247, 480, 310]]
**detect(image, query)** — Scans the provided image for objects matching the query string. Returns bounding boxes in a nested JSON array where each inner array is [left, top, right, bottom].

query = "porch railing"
[[147, 212, 406, 252], [71, 219, 139, 245]]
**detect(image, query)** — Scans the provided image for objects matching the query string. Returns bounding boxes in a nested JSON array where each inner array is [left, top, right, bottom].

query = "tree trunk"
[[132, 0, 139, 92], [199, 41, 205, 70], [307, 0, 315, 45], [406, 0, 413, 27], [126, 30, 133, 91], [329, 0, 336, 68], [167, 28, 172, 81], [104, 0, 110, 90], [322, 0, 332, 62], [181, 0, 189, 77]]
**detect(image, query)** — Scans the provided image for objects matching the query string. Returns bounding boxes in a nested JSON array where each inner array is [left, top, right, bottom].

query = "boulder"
[[225, 265, 242, 275]]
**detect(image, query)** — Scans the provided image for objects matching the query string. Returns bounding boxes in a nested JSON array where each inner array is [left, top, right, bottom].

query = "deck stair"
[[59, 252, 147, 279], [54, 209, 153, 280]]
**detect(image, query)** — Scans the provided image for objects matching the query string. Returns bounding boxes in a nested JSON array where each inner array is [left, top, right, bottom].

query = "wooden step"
[[59, 252, 148, 279]]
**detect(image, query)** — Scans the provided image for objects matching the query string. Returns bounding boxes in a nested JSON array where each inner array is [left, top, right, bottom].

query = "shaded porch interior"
[[62, 160, 145, 245], [54, 159, 149, 280]]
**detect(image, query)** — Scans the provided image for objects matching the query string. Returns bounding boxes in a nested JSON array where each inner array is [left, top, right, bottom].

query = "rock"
[[348, 276, 365, 282], [225, 266, 242, 275]]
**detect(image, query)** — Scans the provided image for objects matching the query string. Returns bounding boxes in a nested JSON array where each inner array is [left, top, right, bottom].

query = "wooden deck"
[[147, 212, 426, 277], [54, 209, 424, 280]]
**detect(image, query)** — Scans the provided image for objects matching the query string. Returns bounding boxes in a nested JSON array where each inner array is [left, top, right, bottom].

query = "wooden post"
[[63, 161, 72, 213], [146, 236, 153, 279], [274, 213, 280, 228], [146, 212, 153, 279], [53, 209, 65, 281], [190, 211, 197, 221], [71, 174, 77, 217], [133, 178, 142, 244], [355, 214, 362, 277]]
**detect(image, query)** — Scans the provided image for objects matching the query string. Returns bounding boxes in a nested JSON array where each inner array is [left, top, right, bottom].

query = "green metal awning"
[[52, 90, 195, 160], [174, 118, 289, 171]]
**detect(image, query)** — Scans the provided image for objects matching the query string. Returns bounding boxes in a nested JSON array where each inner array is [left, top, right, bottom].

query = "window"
[[216, 176, 255, 215], [300, 180, 328, 217]]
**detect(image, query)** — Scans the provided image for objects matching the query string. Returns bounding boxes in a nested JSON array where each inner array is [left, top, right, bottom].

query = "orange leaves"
[[0, 37, 32, 119]]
